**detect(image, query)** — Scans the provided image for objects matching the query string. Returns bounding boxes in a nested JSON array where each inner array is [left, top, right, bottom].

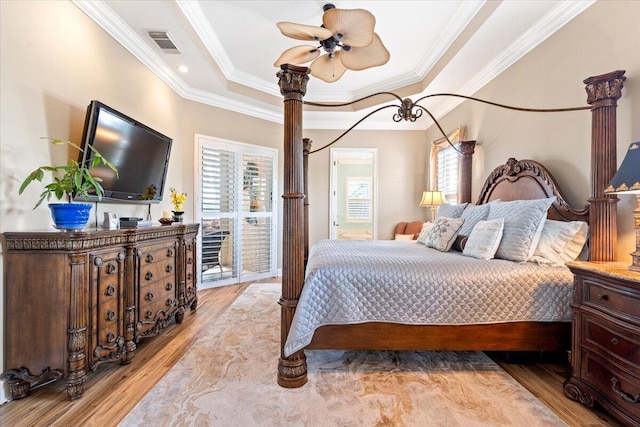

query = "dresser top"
[[2, 223, 200, 252], [567, 261, 640, 284]]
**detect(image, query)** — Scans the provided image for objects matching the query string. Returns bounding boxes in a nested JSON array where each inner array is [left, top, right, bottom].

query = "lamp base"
[[630, 251, 640, 272], [630, 195, 640, 272]]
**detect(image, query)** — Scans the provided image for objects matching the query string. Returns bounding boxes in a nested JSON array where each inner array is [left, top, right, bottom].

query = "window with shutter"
[[197, 136, 277, 287], [430, 126, 466, 204], [436, 144, 459, 203], [346, 177, 371, 222]]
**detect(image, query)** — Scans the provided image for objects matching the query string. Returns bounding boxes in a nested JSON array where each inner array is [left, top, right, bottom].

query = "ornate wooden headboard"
[[477, 157, 589, 223]]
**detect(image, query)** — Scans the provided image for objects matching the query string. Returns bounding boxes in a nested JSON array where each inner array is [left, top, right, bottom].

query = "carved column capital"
[[277, 65, 310, 100], [303, 138, 313, 155], [459, 140, 476, 157], [584, 70, 626, 106]]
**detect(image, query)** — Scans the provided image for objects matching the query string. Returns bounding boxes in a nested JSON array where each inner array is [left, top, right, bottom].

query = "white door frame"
[[195, 134, 278, 289], [329, 148, 378, 240]]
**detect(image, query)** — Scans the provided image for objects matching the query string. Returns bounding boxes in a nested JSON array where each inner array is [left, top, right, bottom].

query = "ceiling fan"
[[274, 3, 390, 83]]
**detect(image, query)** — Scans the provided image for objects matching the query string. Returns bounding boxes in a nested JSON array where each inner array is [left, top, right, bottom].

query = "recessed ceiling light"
[[178, 65, 189, 73]]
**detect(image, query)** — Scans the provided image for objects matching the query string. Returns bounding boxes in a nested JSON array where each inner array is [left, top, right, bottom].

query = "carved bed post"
[[458, 140, 476, 203], [584, 70, 626, 261], [303, 138, 312, 266], [277, 64, 310, 388]]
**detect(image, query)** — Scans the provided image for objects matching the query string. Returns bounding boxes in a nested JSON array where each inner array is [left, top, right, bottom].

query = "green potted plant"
[[19, 138, 118, 230]]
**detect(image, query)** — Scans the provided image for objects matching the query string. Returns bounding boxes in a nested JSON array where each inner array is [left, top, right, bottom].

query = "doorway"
[[330, 148, 378, 240], [196, 135, 278, 288]]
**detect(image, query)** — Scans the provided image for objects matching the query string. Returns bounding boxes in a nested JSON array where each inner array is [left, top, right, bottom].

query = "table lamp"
[[604, 141, 640, 271], [419, 190, 445, 222]]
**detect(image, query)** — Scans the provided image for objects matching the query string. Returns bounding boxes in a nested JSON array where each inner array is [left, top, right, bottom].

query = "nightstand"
[[564, 261, 640, 426]]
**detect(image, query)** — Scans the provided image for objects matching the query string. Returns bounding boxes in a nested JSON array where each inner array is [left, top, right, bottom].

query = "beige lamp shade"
[[419, 191, 446, 207]]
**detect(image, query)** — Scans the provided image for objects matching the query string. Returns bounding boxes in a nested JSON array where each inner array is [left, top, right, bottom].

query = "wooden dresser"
[[2, 224, 199, 400], [564, 261, 640, 426]]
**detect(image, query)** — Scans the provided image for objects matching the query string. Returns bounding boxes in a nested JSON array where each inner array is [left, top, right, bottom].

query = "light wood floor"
[[0, 280, 625, 427]]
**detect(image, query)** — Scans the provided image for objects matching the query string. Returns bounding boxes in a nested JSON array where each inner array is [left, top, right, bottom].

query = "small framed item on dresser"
[[564, 261, 640, 426]]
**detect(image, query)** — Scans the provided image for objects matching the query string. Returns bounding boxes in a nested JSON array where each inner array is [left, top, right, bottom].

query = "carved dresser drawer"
[[584, 279, 640, 319], [565, 262, 640, 427], [88, 248, 126, 370], [583, 314, 640, 369], [136, 239, 178, 339]]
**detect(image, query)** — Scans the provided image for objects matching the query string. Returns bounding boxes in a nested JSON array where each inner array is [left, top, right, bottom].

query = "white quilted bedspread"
[[284, 239, 574, 356]]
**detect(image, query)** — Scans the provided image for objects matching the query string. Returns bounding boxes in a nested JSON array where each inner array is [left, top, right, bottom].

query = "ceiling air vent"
[[147, 31, 181, 54]]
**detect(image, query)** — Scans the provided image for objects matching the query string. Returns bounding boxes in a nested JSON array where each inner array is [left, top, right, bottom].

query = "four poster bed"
[[276, 67, 626, 388]]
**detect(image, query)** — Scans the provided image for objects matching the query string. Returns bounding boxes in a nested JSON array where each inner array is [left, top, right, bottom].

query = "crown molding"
[[72, 0, 595, 132]]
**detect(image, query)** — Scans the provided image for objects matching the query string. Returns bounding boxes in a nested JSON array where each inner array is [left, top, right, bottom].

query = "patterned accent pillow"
[[424, 217, 465, 251], [458, 203, 492, 236], [416, 222, 435, 245], [436, 203, 468, 219], [529, 220, 589, 266], [487, 197, 556, 262], [463, 218, 504, 260]]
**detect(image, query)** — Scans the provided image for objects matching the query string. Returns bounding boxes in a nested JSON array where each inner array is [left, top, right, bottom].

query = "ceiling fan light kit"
[[274, 3, 389, 83]]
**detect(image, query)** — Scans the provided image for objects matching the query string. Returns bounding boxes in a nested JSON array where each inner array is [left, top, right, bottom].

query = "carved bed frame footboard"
[[276, 66, 626, 388]]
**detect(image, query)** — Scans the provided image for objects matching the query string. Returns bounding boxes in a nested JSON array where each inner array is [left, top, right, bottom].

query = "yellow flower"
[[170, 188, 187, 212]]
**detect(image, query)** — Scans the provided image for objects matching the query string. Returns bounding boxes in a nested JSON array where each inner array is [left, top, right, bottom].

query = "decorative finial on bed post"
[[277, 64, 310, 388], [584, 70, 626, 262]]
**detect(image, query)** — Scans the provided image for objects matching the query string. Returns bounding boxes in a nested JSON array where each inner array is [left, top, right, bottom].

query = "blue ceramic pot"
[[49, 203, 92, 230]]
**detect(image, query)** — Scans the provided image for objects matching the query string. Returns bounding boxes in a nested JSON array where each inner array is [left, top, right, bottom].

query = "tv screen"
[[77, 100, 172, 204]]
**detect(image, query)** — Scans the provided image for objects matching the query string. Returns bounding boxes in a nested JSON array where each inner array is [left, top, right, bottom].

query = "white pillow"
[[463, 218, 504, 260], [416, 222, 435, 245], [436, 203, 468, 219], [529, 220, 589, 266], [487, 197, 555, 262], [458, 203, 492, 236], [423, 217, 465, 251], [394, 233, 414, 241]]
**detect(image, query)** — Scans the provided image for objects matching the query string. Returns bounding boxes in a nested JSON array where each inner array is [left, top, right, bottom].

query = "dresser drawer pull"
[[146, 254, 154, 263], [611, 377, 639, 404], [165, 265, 173, 273], [145, 271, 153, 281], [166, 282, 173, 291], [146, 292, 154, 301], [611, 337, 619, 345], [597, 293, 609, 301], [187, 257, 193, 265], [167, 248, 174, 257], [106, 310, 115, 321], [106, 263, 116, 274], [107, 332, 116, 343], [105, 285, 115, 296], [146, 310, 153, 320]]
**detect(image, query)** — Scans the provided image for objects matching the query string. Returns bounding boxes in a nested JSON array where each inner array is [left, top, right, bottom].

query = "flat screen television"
[[77, 100, 172, 204]]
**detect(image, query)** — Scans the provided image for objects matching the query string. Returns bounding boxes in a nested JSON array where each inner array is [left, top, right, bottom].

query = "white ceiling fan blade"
[[340, 33, 390, 71], [274, 45, 321, 67], [276, 22, 333, 41], [323, 8, 375, 48], [310, 51, 348, 83]]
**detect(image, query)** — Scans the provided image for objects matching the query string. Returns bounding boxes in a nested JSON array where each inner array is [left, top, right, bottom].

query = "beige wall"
[[425, 0, 640, 264]]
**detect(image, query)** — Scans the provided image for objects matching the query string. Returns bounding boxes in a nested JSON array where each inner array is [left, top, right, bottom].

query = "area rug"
[[119, 283, 566, 427]]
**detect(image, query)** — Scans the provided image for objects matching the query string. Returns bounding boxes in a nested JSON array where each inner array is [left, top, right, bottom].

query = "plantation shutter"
[[346, 177, 371, 222], [435, 143, 459, 203], [197, 136, 277, 287], [241, 153, 274, 275]]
